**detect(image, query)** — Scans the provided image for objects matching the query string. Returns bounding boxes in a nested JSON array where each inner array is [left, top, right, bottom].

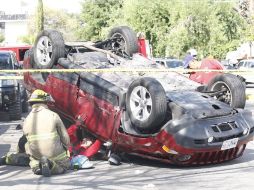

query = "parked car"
[[23, 26, 254, 166], [236, 59, 254, 84], [154, 58, 184, 68], [0, 51, 29, 120], [237, 59, 254, 69]]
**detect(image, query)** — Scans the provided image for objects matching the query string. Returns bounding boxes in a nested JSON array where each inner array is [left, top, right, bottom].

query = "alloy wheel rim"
[[36, 36, 53, 66], [211, 81, 232, 105], [130, 86, 152, 121]]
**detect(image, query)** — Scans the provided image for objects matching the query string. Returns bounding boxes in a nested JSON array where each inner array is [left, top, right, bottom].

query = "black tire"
[[207, 73, 246, 109], [34, 29, 65, 69], [126, 77, 167, 133], [108, 26, 139, 56], [9, 94, 22, 120], [21, 90, 29, 113]]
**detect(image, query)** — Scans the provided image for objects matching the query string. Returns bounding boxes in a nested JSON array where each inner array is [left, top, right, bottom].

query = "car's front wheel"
[[126, 77, 167, 133], [207, 73, 246, 108]]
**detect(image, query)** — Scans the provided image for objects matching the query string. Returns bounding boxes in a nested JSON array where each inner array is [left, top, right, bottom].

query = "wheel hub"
[[130, 86, 152, 121], [211, 81, 232, 106], [36, 36, 53, 66]]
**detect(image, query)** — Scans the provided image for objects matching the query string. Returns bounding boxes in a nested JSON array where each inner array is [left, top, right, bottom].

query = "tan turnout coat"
[[23, 104, 70, 161]]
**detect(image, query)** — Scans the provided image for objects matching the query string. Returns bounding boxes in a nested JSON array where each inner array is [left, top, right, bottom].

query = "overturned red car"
[[23, 26, 254, 166]]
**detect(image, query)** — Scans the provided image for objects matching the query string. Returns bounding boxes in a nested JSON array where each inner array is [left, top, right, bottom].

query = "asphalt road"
[[1, 100, 254, 190]]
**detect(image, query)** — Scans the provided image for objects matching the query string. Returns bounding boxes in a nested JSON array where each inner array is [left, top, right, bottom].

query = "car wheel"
[[9, 94, 22, 120], [108, 26, 139, 57], [207, 73, 246, 108], [34, 29, 65, 69], [21, 90, 29, 113], [126, 77, 167, 133], [29, 47, 49, 81]]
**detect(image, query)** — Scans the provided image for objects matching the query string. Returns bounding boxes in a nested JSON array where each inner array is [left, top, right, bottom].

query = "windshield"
[[166, 60, 183, 68], [246, 61, 254, 68], [0, 54, 13, 70], [238, 61, 244, 67]]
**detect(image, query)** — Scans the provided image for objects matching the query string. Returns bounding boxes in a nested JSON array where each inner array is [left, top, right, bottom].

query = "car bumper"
[[156, 110, 254, 165]]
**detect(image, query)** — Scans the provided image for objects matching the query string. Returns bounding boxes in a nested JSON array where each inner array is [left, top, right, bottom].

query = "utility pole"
[[36, 0, 44, 33]]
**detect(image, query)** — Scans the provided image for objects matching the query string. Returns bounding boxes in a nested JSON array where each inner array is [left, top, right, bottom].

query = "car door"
[[46, 72, 79, 118], [72, 72, 122, 140]]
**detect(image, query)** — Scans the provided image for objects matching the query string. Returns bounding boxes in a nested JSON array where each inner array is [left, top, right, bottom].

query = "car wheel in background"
[[21, 90, 29, 113], [207, 73, 246, 109], [34, 30, 65, 69], [108, 26, 139, 57], [9, 93, 22, 120], [126, 77, 167, 133]]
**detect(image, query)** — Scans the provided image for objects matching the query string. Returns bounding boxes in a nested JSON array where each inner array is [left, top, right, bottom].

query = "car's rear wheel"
[[34, 30, 65, 69], [207, 73, 246, 108], [126, 77, 167, 133], [108, 26, 139, 57]]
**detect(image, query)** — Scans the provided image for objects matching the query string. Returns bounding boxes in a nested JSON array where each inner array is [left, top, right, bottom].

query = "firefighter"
[[22, 89, 71, 177], [0, 135, 30, 167]]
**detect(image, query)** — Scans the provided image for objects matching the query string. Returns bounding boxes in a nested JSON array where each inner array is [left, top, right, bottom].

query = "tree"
[[20, 7, 81, 44], [78, 0, 124, 40], [36, 0, 44, 33], [31, 0, 248, 59]]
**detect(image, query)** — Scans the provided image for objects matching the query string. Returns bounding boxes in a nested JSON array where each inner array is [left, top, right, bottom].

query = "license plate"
[[221, 138, 238, 150]]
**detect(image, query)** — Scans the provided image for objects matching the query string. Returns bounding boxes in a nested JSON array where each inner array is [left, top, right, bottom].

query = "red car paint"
[[67, 125, 102, 158], [138, 38, 147, 58], [189, 58, 224, 84]]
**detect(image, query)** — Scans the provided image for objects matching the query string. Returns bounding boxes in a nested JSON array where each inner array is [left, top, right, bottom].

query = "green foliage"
[[23, 0, 249, 60], [123, 0, 173, 56], [43, 9, 80, 41], [18, 35, 36, 45], [78, 0, 124, 41], [0, 33, 4, 43], [26, 7, 80, 42], [36, 0, 44, 32]]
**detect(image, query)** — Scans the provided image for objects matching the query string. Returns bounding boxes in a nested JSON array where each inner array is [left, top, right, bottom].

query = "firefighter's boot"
[[40, 156, 52, 177]]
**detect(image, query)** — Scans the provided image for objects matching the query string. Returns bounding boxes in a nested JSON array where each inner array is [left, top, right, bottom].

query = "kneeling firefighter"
[[0, 135, 30, 167], [23, 89, 70, 177]]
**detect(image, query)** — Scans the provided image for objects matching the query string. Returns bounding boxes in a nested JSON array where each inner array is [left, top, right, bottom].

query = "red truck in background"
[[0, 45, 31, 64]]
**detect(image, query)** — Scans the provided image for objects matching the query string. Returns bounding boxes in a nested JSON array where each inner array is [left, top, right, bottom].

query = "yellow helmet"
[[28, 89, 52, 103]]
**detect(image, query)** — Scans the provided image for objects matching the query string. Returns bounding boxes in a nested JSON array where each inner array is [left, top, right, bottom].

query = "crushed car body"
[[23, 26, 254, 166]]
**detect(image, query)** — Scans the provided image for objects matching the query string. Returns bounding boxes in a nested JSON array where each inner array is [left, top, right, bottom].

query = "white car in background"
[[238, 59, 254, 69], [237, 59, 254, 84]]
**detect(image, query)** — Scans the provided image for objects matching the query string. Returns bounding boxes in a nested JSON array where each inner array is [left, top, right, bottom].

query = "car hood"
[[167, 91, 234, 119]]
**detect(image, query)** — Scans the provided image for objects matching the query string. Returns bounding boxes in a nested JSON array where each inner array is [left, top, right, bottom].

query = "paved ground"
[[1, 100, 254, 190]]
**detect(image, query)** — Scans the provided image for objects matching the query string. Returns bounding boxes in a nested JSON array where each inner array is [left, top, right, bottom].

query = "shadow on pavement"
[[0, 144, 11, 157]]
